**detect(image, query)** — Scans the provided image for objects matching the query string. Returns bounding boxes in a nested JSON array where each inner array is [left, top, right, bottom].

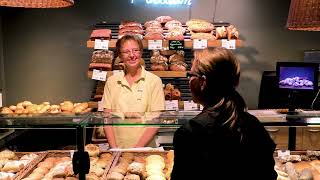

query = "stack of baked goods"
[[186, 19, 215, 40], [215, 25, 239, 40], [0, 149, 39, 180], [118, 21, 144, 39], [150, 50, 168, 71], [274, 151, 320, 179], [168, 50, 187, 71], [107, 152, 173, 180], [90, 28, 112, 41], [144, 20, 164, 40], [164, 19, 185, 41], [164, 83, 181, 101], [89, 50, 114, 71], [0, 101, 92, 116]]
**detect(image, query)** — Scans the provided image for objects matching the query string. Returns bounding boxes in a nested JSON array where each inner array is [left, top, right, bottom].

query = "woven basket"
[[0, 0, 74, 8], [286, 0, 320, 31]]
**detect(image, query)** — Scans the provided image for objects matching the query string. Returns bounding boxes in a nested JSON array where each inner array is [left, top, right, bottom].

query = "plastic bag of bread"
[[215, 26, 227, 39], [226, 25, 239, 40], [151, 62, 168, 71], [168, 51, 184, 63], [90, 29, 112, 40], [169, 61, 188, 71]]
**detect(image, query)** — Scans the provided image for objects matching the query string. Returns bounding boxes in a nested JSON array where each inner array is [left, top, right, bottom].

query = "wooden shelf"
[[88, 70, 187, 79], [87, 39, 243, 49]]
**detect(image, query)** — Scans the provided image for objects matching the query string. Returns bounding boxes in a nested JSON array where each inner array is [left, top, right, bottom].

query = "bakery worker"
[[171, 47, 277, 180], [102, 35, 165, 148]]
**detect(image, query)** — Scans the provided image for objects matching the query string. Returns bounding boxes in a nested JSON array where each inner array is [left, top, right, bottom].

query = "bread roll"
[[215, 26, 227, 39], [90, 165, 104, 177], [124, 174, 140, 180], [2, 160, 25, 173], [127, 162, 144, 175], [60, 101, 74, 112], [0, 150, 15, 159], [85, 144, 100, 157], [0, 107, 13, 114], [100, 153, 112, 160], [106, 171, 125, 180], [86, 172, 100, 180]]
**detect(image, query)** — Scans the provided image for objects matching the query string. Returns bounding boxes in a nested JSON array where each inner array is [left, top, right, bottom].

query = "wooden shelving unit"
[[87, 39, 243, 49]]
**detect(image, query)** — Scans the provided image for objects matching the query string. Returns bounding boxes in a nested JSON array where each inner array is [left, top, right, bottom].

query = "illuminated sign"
[[131, 0, 192, 6]]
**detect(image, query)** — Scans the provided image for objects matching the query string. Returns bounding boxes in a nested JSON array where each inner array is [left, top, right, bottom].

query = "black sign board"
[[169, 40, 184, 50]]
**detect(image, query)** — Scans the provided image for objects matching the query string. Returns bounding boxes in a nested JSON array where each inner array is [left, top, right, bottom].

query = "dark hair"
[[115, 35, 143, 57], [193, 47, 246, 128]]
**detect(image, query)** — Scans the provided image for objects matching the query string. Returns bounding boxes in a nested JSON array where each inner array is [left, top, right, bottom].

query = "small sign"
[[0, 93, 2, 107], [169, 40, 184, 50], [221, 39, 236, 49], [183, 101, 198, 111], [193, 39, 208, 49], [277, 150, 290, 157], [92, 69, 107, 81], [148, 40, 163, 50], [165, 100, 179, 111], [98, 101, 104, 112], [94, 39, 109, 50]]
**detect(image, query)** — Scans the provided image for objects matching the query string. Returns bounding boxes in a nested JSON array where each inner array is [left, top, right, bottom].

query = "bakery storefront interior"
[[0, 0, 320, 179]]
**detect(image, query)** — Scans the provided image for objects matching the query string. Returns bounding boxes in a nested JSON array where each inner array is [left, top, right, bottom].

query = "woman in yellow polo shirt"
[[102, 35, 165, 148]]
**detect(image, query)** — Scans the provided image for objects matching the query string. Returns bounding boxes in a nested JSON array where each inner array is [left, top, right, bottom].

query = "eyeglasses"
[[186, 71, 201, 79], [121, 49, 141, 56]]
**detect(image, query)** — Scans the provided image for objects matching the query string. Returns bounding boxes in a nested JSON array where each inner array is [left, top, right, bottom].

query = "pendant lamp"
[[286, 0, 320, 31], [0, 0, 74, 8]]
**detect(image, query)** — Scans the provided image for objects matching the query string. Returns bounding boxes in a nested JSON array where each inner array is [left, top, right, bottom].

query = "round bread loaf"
[[127, 162, 144, 175], [85, 144, 100, 157]]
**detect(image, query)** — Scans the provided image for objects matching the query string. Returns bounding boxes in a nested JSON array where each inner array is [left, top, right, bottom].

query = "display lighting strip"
[[131, 0, 192, 6]]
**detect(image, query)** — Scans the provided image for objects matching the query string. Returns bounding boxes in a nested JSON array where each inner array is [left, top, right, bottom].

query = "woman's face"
[[189, 60, 204, 104], [120, 40, 142, 70]]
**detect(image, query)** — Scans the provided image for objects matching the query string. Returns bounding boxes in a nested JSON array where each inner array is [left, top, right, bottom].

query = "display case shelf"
[[87, 39, 243, 49]]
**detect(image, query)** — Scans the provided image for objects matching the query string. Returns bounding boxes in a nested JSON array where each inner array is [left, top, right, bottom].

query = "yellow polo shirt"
[[102, 66, 165, 148]]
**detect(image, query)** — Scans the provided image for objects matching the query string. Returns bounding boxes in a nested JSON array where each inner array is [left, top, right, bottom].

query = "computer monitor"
[[276, 62, 319, 113]]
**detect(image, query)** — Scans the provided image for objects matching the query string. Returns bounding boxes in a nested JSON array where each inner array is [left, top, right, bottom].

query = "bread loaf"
[[144, 20, 162, 28], [90, 29, 111, 39], [144, 32, 164, 40], [155, 16, 173, 24], [164, 20, 182, 29]]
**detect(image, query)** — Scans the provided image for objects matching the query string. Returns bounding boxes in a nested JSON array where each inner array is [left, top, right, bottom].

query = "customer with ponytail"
[[171, 47, 277, 180]]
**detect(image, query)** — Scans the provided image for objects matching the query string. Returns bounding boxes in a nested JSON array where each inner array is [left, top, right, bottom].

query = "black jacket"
[[171, 108, 277, 180]]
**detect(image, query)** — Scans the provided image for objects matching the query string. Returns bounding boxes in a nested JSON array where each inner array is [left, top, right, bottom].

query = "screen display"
[[279, 66, 316, 90]]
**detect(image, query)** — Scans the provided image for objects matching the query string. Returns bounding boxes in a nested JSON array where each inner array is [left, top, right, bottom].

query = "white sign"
[[112, 70, 124, 75], [183, 101, 198, 111], [199, 104, 204, 111], [277, 150, 290, 158], [0, 93, 2, 107], [148, 40, 163, 50], [98, 101, 104, 112], [94, 39, 109, 50], [165, 100, 179, 111], [193, 39, 207, 49], [92, 69, 107, 81], [221, 39, 236, 49], [145, 0, 191, 5]]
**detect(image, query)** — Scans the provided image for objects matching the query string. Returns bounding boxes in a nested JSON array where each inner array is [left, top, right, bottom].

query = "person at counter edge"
[[102, 35, 165, 149], [171, 47, 277, 180]]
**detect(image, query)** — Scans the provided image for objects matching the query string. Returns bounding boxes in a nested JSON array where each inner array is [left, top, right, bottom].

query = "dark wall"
[[1, 0, 320, 108]]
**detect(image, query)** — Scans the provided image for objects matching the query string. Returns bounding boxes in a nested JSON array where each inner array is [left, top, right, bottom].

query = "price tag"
[[98, 101, 104, 112], [193, 39, 208, 49], [169, 40, 184, 50], [183, 101, 198, 111], [112, 70, 124, 75], [94, 39, 109, 50], [165, 100, 179, 111], [277, 150, 290, 158], [221, 39, 236, 49], [92, 69, 107, 81], [0, 93, 2, 107], [98, 143, 109, 151], [199, 104, 204, 111], [148, 40, 163, 50]]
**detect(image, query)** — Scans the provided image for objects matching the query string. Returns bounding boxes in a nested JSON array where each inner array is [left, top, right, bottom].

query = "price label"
[[92, 69, 107, 81], [165, 100, 179, 111], [183, 101, 198, 111], [169, 40, 184, 50], [148, 40, 163, 50], [199, 104, 204, 111], [0, 93, 2, 107], [98, 143, 109, 151], [94, 39, 109, 50], [221, 39, 236, 49], [98, 101, 104, 112], [277, 150, 290, 158], [193, 39, 208, 49], [112, 70, 124, 75]]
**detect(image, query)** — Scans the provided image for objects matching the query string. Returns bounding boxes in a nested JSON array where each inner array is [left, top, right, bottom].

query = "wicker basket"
[[0, 0, 74, 8]]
